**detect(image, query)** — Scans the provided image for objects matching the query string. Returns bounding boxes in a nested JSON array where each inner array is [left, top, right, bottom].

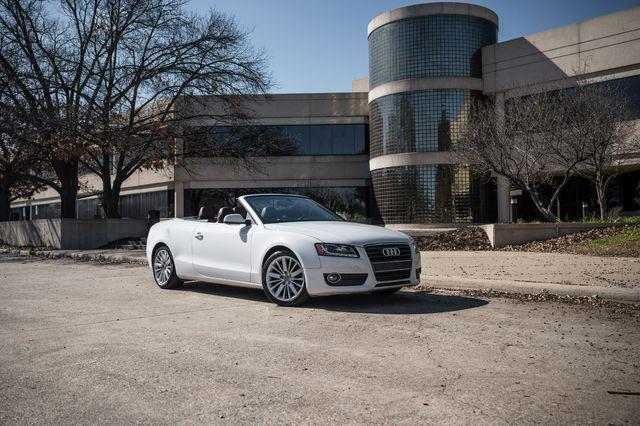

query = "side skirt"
[[179, 274, 262, 290]]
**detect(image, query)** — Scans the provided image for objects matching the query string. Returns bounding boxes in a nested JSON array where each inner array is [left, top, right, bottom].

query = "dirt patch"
[[420, 287, 640, 317], [414, 228, 492, 251]]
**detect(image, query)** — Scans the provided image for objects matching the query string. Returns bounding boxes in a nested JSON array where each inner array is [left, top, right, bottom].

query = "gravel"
[[1, 256, 639, 424]]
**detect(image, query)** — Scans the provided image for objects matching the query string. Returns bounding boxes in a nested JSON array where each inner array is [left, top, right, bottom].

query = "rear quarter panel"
[[147, 219, 198, 279]]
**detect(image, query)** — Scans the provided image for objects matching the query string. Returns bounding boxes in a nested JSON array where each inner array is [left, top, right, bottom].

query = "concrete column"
[[174, 181, 184, 218], [173, 136, 185, 218], [497, 176, 510, 223], [494, 92, 511, 223]]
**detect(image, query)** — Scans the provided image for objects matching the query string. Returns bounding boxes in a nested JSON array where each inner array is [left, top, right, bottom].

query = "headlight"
[[410, 241, 419, 254], [314, 243, 359, 258]]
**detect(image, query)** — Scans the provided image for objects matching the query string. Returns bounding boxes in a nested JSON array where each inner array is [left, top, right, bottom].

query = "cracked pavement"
[[0, 254, 639, 424]]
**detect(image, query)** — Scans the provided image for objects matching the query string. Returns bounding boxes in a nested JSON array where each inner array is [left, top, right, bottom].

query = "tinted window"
[[372, 164, 480, 224], [368, 14, 497, 88], [369, 89, 484, 158], [184, 124, 368, 157]]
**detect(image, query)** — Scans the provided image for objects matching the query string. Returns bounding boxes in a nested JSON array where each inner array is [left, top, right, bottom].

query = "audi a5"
[[146, 194, 421, 306]]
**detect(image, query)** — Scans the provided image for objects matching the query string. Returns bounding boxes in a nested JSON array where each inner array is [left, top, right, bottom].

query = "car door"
[[191, 220, 253, 283]]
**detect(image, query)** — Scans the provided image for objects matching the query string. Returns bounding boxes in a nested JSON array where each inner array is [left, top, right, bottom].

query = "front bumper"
[[304, 247, 422, 296]]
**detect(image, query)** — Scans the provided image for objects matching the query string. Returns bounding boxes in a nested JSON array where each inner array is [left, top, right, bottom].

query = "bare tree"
[[74, 0, 271, 218], [0, 140, 42, 221], [564, 81, 640, 220], [0, 0, 271, 219], [456, 91, 580, 222], [458, 78, 640, 223], [0, 0, 93, 218], [0, 90, 44, 220]]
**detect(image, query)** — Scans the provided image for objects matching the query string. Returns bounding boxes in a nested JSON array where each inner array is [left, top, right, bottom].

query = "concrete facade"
[[482, 7, 640, 97], [0, 219, 148, 249], [11, 93, 371, 223], [366, 2, 499, 35], [367, 77, 485, 103], [7, 3, 640, 228]]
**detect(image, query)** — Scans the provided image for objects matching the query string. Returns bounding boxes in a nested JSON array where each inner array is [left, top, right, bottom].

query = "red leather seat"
[[197, 206, 217, 222], [216, 206, 234, 223], [233, 206, 247, 218]]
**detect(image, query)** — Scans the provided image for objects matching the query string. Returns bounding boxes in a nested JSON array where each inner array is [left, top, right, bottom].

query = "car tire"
[[262, 250, 309, 306], [152, 245, 183, 289]]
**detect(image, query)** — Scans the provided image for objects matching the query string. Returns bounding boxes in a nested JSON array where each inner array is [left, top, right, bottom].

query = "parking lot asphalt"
[[1, 254, 639, 424]]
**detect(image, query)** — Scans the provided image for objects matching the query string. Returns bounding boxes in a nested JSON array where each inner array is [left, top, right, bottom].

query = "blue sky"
[[188, 0, 640, 93]]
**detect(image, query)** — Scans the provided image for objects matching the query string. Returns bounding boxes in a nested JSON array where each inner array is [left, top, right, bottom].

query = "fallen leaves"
[[501, 224, 640, 256], [414, 228, 492, 251]]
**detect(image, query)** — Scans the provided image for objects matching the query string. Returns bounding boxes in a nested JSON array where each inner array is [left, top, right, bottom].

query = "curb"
[[423, 275, 640, 305], [0, 248, 147, 265]]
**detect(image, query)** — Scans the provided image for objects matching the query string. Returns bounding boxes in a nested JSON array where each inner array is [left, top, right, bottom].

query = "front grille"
[[364, 243, 413, 282]]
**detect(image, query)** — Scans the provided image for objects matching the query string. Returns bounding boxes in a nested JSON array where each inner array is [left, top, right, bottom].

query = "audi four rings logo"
[[382, 247, 401, 257]]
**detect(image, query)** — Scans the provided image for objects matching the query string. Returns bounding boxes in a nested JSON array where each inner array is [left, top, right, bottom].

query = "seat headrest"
[[197, 206, 217, 222], [217, 206, 234, 223]]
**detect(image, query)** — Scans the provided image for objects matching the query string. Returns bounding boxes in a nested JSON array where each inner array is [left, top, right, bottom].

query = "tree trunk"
[[101, 174, 123, 219], [102, 186, 122, 219], [0, 178, 11, 221], [51, 159, 79, 219], [592, 171, 608, 221], [59, 185, 78, 219], [527, 190, 557, 222], [596, 184, 607, 221]]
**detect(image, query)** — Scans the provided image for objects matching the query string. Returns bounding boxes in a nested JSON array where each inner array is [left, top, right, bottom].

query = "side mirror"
[[223, 213, 245, 225]]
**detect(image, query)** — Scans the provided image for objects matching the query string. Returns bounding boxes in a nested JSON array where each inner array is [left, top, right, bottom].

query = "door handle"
[[194, 232, 203, 240]]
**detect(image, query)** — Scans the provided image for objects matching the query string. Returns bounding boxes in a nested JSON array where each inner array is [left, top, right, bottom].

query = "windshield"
[[243, 195, 344, 224]]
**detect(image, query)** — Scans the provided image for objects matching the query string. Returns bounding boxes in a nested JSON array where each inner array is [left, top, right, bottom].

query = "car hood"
[[263, 221, 412, 246]]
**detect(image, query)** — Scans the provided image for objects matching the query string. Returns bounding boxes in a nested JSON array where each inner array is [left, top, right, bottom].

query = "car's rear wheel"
[[152, 245, 182, 289], [262, 250, 309, 306]]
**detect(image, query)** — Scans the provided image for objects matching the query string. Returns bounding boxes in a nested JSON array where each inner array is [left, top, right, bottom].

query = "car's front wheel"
[[152, 245, 183, 289], [262, 250, 309, 306]]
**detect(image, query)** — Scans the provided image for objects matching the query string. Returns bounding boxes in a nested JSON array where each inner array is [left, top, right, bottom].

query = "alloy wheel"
[[265, 255, 305, 302], [153, 248, 173, 286]]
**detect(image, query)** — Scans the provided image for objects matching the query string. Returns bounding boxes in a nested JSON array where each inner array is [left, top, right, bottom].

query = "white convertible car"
[[146, 194, 421, 306]]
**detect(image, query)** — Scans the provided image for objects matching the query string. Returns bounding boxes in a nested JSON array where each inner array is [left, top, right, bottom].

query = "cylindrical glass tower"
[[368, 3, 498, 224]]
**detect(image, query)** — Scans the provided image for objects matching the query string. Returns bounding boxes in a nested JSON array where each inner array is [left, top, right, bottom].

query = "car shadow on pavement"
[[306, 291, 488, 315], [178, 282, 488, 315]]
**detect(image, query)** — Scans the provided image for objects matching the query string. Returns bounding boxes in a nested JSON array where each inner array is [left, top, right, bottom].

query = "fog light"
[[326, 273, 342, 284]]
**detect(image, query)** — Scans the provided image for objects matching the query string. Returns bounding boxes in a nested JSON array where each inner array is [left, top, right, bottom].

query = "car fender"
[[250, 230, 322, 284]]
